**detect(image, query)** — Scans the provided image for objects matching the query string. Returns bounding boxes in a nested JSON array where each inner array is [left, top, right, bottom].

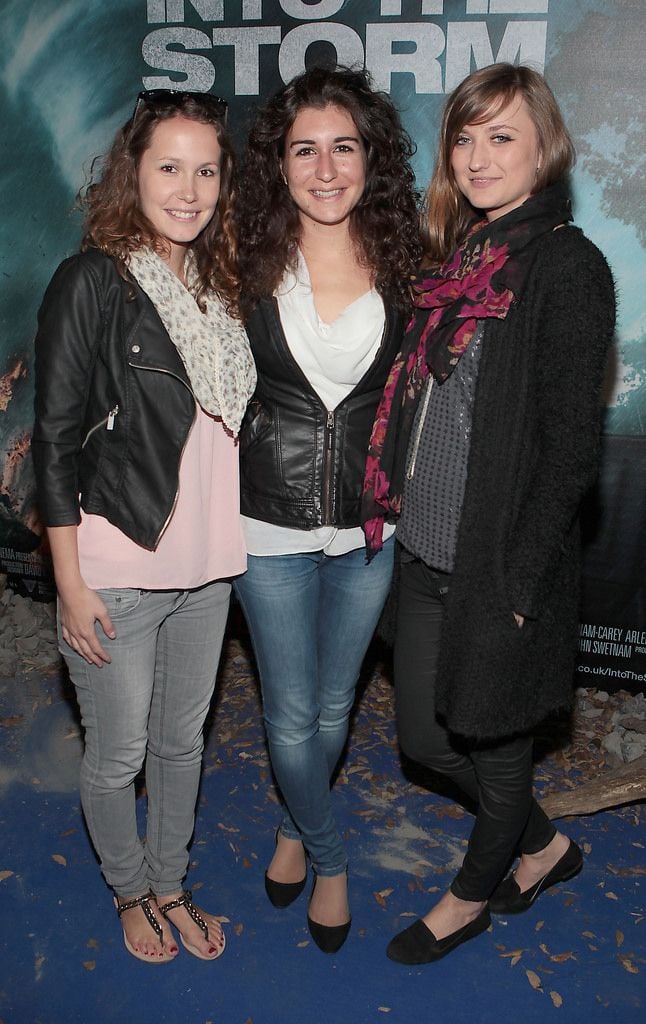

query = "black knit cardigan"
[[428, 225, 616, 741]]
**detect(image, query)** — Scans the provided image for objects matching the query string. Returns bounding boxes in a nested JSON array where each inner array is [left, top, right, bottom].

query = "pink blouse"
[[77, 406, 245, 590]]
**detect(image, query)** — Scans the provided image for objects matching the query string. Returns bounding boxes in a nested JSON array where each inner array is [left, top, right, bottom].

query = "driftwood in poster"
[[540, 755, 646, 817]]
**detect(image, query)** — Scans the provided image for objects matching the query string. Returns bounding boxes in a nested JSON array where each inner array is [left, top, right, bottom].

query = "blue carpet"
[[0, 632, 643, 1024]]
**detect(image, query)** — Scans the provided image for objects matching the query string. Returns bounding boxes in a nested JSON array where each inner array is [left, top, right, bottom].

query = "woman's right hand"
[[46, 524, 116, 667], [58, 582, 116, 666]]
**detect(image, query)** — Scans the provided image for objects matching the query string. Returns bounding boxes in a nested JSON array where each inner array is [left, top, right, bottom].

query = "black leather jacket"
[[32, 249, 196, 550], [240, 297, 405, 529]]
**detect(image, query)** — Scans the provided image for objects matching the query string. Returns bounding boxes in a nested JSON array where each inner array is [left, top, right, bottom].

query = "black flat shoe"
[[488, 839, 583, 915], [264, 871, 307, 909], [307, 874, 351, 954], [264, 830, 307, 909], [387, 907, 491, 965], [307, 914, 351, 954]]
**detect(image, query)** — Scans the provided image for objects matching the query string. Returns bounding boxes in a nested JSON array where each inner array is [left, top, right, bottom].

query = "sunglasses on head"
[[132, 89, 228, 126]]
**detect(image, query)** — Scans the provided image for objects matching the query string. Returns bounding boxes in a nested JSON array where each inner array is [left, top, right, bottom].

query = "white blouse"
[[242, 251, 393, 557]]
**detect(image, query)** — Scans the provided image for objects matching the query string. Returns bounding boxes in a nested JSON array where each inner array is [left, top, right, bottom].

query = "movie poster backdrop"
[[1, 1, 644, 690]]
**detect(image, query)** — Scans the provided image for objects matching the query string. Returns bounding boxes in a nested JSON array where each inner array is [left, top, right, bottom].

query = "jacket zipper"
[[81, 404, 119, 449], [322, 409, 335, 524], [267, 300, 389, 522], [129, 362, 196, 545]]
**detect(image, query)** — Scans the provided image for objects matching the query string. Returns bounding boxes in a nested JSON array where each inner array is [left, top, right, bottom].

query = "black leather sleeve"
[[32, 254, 106, 526]]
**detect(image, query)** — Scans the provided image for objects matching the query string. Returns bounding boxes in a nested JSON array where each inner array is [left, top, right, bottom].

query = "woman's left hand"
[[513, 612, 525, 628]]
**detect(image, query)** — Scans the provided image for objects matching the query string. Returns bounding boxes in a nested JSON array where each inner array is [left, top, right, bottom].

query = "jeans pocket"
[[97, 588, 144, 621]]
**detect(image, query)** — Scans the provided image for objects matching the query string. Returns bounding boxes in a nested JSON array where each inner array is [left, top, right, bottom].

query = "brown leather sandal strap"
[[115, 890, 163, 944], [158, 890, 208, 940]]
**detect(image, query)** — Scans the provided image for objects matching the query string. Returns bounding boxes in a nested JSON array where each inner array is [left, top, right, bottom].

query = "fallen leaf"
[[83, 960, 96, 971], [605, 892, 619, 900], [581, 931, 595, 939], [550, 952, 576, 964], [51, 854, 67, 866], [87, 939, 99, 949], [500, 949, 525, 959], [526, 969, 542, 991], [535, 920, 545, 931], [608, 865, 646, 877], [378, 1009, 392, 1014], [296, 940, 309, 948], [550, 991, 563, 1008], [619, 957, 639, 974], [511, 954, 522, 967], [616, 930, 624, 948], [0, 870, 15, 882]]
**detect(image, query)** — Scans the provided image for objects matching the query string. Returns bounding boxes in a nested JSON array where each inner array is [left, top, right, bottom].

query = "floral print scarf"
[[362, 182, 572, 556]]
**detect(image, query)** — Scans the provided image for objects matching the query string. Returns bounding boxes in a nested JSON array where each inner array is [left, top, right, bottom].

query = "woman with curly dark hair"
[[234, 65, 421, 953], [32, 91, 255, 964]]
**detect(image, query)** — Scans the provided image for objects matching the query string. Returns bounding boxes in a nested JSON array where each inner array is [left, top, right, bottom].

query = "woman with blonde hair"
[[363, 63, 615, 964]]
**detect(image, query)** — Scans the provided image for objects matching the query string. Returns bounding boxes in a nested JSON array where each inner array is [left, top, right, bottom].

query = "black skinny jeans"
[[394, 555, 555, 902]]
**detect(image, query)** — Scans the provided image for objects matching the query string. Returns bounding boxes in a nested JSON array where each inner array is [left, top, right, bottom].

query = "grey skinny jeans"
[[60, 582, 230, 899]]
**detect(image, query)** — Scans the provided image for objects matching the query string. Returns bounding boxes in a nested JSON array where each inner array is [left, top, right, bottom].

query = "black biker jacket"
[[240, 297, 405, 529], [33, 249, 196, 550]]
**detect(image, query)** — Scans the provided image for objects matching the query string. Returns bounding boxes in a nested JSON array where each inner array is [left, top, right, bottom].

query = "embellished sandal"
[[114, 890, 175, 964], [158, 890, 226, 961]]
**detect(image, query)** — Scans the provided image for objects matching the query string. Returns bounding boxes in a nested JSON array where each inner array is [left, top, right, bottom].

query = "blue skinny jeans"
[[234, 538, 394, 876]]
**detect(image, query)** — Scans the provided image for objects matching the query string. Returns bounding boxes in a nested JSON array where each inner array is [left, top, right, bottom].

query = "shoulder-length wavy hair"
[[80, 92, 240, 315], [236, 65, 422, 316], [423, 63, 576, 265]]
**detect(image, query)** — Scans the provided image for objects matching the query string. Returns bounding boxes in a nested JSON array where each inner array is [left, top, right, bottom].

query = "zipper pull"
[[326, 410, 334, 449], [107, 404, 119, 431]]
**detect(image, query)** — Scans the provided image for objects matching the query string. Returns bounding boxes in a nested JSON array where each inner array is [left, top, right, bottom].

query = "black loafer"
[[386, 907, 491, 965], [488, 839, 583, 915]]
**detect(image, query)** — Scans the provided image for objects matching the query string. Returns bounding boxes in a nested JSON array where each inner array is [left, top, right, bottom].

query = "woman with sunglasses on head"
[[32, 90, 255, 964], [233, 66, 420, 953], [363, 63, 615, 964]]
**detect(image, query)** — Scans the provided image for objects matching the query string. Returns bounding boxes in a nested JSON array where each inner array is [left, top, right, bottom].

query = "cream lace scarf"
[[127, 247, 256, 436]]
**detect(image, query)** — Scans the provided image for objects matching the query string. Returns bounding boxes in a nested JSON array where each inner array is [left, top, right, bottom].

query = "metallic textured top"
[[396, 322, 484, 572]]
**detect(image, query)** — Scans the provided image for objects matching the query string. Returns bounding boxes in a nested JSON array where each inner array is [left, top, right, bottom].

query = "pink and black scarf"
[[362, 182, 572, 556]]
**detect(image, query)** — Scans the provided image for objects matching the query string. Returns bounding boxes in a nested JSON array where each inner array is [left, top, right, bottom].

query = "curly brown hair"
[[80, 92, 240, 315], [235, 66, 421, 317], [423, 63, 576, 265]]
